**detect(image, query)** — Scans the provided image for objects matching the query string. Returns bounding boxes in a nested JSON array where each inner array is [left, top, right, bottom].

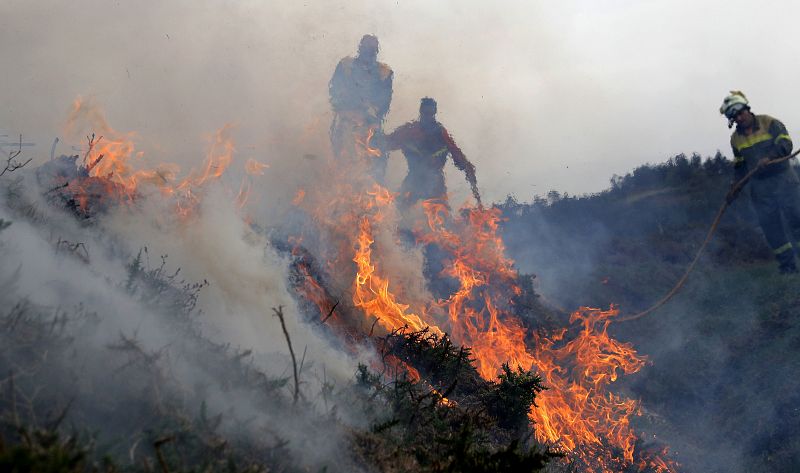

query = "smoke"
[[502, 203, 613, 308], [499, 171, 800, 473], [0, 156, 375, 470], [4, 1, 800, 470], [8, 0, 800, 201]]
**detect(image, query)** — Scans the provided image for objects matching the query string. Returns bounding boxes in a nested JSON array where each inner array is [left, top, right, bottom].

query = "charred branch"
[[319, 299, 339, 325], [0, 134, 32, 177], [153, 435, 175, 473], [271, 306, 300, 405], [82, 133, 103, 168], [85, 153, 105, 173], [55, 237, 90, 263]]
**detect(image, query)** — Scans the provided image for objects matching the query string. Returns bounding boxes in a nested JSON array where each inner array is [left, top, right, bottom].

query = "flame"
[[411, 202, 675, 471], [235, 177, 251, 209], [245, 158, 270, 175], [189, 124, 235, 187], [304, 181, 675, 471], [169, 124, 237, 217], [353, 214, 440, 335], [60, 99, 676, 471], [408, 203, 531, 377], [52, 97, 679, 471], [529, 307, 646, 469], [59, 99, 252, 218], [292, 189, 306, 206], [288, 149, 676, 469], [355, 126, 382, 158]]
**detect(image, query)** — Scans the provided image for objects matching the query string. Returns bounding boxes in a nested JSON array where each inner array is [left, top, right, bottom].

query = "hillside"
[[499, 153, 800, 473], [3, 144, 798, 473]]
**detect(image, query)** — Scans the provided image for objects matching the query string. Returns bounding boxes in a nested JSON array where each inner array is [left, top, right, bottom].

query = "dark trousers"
[[750, 168, 800, 265]]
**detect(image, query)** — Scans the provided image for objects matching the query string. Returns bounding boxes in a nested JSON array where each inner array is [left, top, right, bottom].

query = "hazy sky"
[[3, 0, 800, 202]]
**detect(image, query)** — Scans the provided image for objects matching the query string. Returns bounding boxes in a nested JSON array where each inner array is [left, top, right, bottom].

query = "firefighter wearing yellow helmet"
[[721, 91, 800, 274]]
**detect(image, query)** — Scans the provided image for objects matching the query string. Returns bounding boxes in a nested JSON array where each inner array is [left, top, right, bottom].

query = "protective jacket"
[[730, 114, 800, 270], [329, 57, 393, 123], [385, 120, 478, 206], [328, 56, 393, 183], [731, 114, 792, 180]]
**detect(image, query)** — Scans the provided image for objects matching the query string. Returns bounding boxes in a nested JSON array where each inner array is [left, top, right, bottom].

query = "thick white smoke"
[[0, 149, 373, 470]]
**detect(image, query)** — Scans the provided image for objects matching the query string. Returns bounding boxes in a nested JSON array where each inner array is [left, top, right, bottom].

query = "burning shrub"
[[348, 327, 558, 473], [350, 361, 554, 473], [36, 154, 131, 220], [379, 328, 480, 398], [378, 328, 546, 434], [484, 363, 545, 431]]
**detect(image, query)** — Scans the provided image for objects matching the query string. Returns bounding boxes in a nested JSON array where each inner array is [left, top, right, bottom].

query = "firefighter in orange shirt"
[[385, 97, 481, 209]]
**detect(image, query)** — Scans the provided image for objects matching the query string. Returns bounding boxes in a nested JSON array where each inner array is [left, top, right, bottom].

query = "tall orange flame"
[[353, 201, 441, 335], [335, 188, 675, 471], [293, 160, 675, 469], [355, 126, 382, 158]]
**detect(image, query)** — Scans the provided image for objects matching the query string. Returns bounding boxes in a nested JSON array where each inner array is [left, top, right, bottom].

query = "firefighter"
[[385, 97, 481, 209], [329, 34, 393, 183], [721, 91, 800, 274]]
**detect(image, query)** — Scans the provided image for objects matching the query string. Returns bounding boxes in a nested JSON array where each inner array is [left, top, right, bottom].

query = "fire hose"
[[617, 148, 800, 323]]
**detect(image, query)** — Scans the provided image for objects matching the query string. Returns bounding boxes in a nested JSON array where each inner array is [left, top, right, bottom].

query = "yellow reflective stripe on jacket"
[[775, 133, 791, 143], [732, 131, 773, 152], [773, 242, 793, 255], [432, 147, 449, 159]]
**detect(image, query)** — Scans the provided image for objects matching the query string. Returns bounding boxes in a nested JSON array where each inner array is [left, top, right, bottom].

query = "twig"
[[55, 237, 90, 263], [368, 317, 380, 337], [0, 135, 32, 177], [299, 345, 307, 373], [85, 153, 105, 173], [272, 306, 300, 405], [82, 133, 103, 167], [44, 182, 69, 195], [153, 436, 175, 473], [319, 300, 339, 325]]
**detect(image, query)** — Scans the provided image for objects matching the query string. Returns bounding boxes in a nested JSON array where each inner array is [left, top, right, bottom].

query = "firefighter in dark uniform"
[[385, 97, 481, 210], [722, 91, 800, 273], [329, 34, 393, 183]]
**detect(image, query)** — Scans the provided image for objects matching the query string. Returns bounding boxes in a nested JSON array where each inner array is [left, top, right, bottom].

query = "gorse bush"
[[348, 328, 557, 473]]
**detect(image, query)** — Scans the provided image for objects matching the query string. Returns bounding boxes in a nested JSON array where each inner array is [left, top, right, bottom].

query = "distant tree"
[[610, 174, 624, 191], [690, 153, 702, 169]]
